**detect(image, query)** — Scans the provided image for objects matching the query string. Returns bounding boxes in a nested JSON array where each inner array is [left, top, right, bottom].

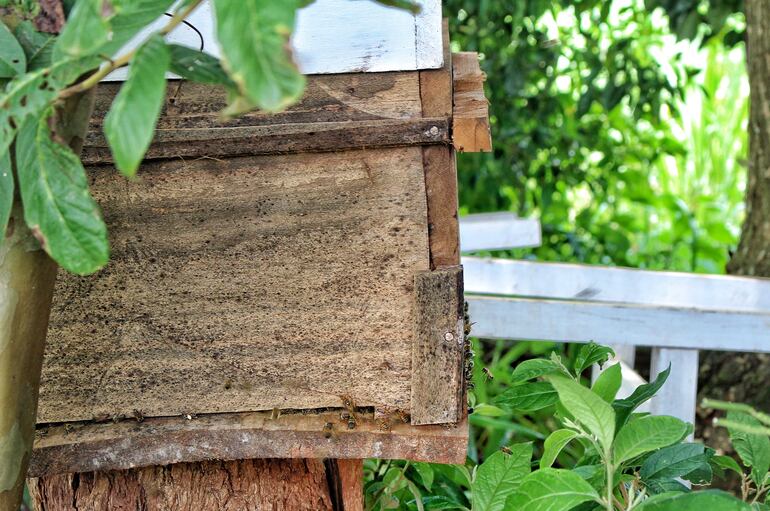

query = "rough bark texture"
[[29, 459, 336, 511], [697, 0, 770, 445]]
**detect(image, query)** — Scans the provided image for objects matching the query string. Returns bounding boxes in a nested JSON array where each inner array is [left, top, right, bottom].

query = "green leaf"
[[104, 35, 169, 177], [211, 0, 306, 114], [540, 429, 579, 469], [54, 0, 112, 59], [547, 375, 615, 451], [412, 462, 434, 491], [711, 455, 743, 476], [641, 443, 712, 484], [374, 0, 421, 14], [0, 21, 26, 77], [573, 342, 615, 375], [510, 359, 563, 385], [613, 415, 688, 464], [168, 44, 235, 88], [613, 364, 671, 430], [472, 404, 506, 417], [472, 443, 532, 511], [0, 68, 60, 155], [15, 113, 109, 275], [13, 21, 55, 71], [101, 0, 177, 56], [494, 382, 559, 412], [0, 150, 13, 241], [592, 363, 622, 402], [636, 490, 749, 511], [419, 495, 466, 510], [506, 468, 601, 511], [644, 479, 691, 494], [727, 411, 770, 487]]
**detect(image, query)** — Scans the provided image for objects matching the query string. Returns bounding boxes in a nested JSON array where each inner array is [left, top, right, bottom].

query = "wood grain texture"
[[30, 411, 469, 477], [451, 52, 492, 153], [82, 118, 450, 164], [38, 147, 429, 424], [337, 460, 364, 511], [29, 459, 334, 511], [420, 20, 452, 119], [411, 267, 465, 425], [423, 146, 460, 269]]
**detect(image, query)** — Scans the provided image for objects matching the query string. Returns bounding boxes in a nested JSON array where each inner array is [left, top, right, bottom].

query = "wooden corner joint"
[[410, 266, 465, 426], [451, 52, 492, 153]]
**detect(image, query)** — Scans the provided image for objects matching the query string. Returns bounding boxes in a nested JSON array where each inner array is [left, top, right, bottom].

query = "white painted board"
[[463, 257, 770, 314], [649, 348, 699, 431], [459, 213, 542, 252], [104, 0, 442, 81], [466, 296, 770, 353]]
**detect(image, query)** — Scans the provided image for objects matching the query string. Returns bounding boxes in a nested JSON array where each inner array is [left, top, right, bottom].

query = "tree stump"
[[29, 459, 362, 511]]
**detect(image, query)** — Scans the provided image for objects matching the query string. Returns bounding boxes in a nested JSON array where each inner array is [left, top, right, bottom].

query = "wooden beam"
[[649, 348, 699, 430], [466, 296, 770, 353], [30, 411, 467, 478], [463, 257, 770, 313], [459, 213, 542, 252], [411, 267, 465, 425], [451, 52, 492, 153]]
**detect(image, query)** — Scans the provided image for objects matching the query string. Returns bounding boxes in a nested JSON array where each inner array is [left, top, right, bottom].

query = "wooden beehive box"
[[31, 3, 491, 477]]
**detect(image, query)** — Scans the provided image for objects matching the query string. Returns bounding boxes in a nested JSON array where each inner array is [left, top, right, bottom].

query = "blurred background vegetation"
[[365, 0, 749, 508]]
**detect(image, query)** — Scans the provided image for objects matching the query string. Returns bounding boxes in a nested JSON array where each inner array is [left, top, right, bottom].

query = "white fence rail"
[[459, 213, 770, 426]]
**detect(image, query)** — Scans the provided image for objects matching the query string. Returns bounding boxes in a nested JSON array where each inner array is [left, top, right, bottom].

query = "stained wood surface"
[[29, 459, 335, 511], [451, 52, 492, 153], [328, 459, 364, 511], [411, 267, 465, 425], [104, 0, 443, 81], [39, 147, 429, 424], [423, 146, 460, 269], [30, 411, 468, 477]]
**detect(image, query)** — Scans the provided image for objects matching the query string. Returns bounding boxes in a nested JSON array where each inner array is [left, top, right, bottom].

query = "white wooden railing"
[[458, 212, 770, 426]]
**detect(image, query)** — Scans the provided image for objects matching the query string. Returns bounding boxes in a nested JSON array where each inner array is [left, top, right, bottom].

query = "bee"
[[322, 422, 336, 439], [64, 423, 75, 434], [340, 394, 357, 430], [182, 413, 197, 421], [92, 413, 111, 423], [482, 367, 494, 381], [270, 407, 281, 420], [132, 409, 145, 423], [501, 446, 512, 455], [377, 418, 392, 431]]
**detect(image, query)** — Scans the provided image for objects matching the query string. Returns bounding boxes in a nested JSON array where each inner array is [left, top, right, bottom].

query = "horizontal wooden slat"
[[459, 214, 541, 252], [82, 118, 450, 163], [31, 411, 468, 477], [467, 296, 770, 353], [463, 257, 770, 313]]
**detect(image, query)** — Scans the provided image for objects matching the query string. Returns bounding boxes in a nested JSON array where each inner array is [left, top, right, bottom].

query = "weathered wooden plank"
[[411, 267, 465, 425], [104, 0, 443, 80], [451, 52, 492, 153], [649, 348, 699, 429], [39, 147, 430, 424], [467, 296, 770, 353], [30, 412, 468, 477], [423, 146, 460, 269], [420, 20, 452, 119], [459, 213, 542, 252], [335, 459, 364, 511], [463, 257, 770, 313], [82, 118, 450, 164], [91, 72, 423, 132]]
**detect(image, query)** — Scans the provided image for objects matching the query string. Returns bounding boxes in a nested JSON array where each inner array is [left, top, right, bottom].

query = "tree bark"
[[698, 0, 770, 444], [29, 459, 363, 511]]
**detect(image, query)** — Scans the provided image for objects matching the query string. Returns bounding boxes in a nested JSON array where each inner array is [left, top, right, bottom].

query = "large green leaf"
[[211, 0, 306, 114], [104, 35, 169, 177], [613, 415, 688, 464], [0, 20, 26, 78], [641, 443, 712, 484], [0, 150, 13, 242], [540, 429, 579, 469], [573, 342, 615, 375], [636, 490, 749, 511], [0, 68, 60, 155], [510, 359, 564, 385], [727, 411, 770, 486], [507, 468, 601, 511], [547, 375, 615, 451], [101, 0, 177, 56], [613, 364, 671, 430], [494, 382, 559, 412], [14, 21, 56, 71], [591, 363, 622, 402], [54, 0, 112, 59], [168, 44, 235, 87], [472, 443, 532, 511], [15, 113, 109, 275]]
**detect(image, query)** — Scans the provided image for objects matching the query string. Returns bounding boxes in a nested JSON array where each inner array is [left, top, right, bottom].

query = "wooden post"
[[649, 348, 699, 432]]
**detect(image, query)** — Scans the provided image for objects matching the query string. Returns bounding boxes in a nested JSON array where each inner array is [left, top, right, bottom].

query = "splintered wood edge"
[[30, 411, 468, 477], [411, 266, 465, 425], [451, 52, 492, 153]]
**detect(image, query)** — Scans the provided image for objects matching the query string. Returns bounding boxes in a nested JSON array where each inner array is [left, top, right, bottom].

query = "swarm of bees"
[[463, 301, 475, 391]]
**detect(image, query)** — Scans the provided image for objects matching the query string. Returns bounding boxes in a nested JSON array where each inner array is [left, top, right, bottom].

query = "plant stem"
[[605, 458, 615, 511], [58, 0, 205, 99]]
